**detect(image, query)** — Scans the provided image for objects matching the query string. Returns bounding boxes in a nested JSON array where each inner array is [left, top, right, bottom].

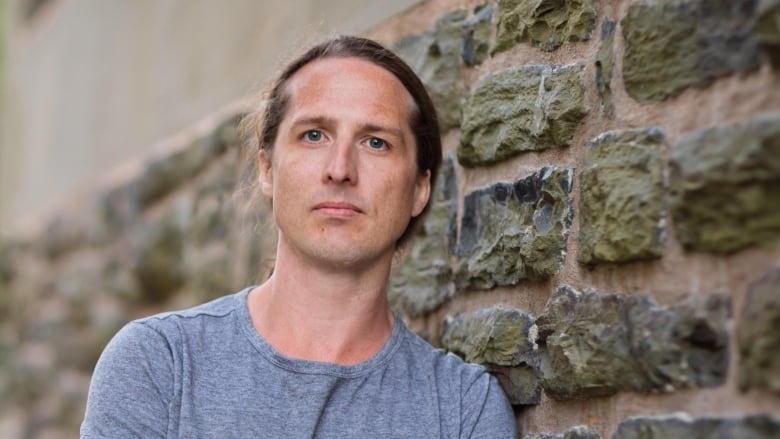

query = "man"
[[81, 36, 517, 438]]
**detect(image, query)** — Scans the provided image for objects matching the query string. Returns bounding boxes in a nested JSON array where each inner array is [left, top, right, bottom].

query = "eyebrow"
[[289, 116, 406, 140]]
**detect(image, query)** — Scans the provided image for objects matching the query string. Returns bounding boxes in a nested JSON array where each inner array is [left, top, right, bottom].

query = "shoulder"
[[399, 323, 488, 385], [396, 322, 517, 438], [99, 290, 248, 367], [128, 289, 246, 337]]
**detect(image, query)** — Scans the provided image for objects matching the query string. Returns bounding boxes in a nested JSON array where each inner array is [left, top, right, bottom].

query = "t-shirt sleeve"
[[80, 321, 176, 438], [461, 369, 518, 438]]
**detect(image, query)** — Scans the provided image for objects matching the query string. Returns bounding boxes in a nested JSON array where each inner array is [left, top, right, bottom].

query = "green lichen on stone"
[[536, 285, 729, 399], [669, 113, 780, 253], [458, 64, 587, 167], [389, 158, 456, 317], [0, 240, 15, 287], [494, 0, 597, 53], [622, 0, 762, 103], [442, 306, 537, 366], [394, 9, 468, 131], [578, 128, 666, 265], [595, 19, 616, 117], [757, 0, 780, 66], [461, 4, 493, 67], [455, 167, 573, 290], [613, 414, 780, 439], [136, 122, 229, 208], [486, 363, 542, 405], [190, 249, 234, 303], [131, 212, 186, 303], [442, 305, 541, 405], [525, 426, 602, 439], [738, 266, 780, 393]]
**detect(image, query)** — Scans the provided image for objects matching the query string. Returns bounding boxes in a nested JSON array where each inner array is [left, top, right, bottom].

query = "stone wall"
[[1, 0, 780, 437]]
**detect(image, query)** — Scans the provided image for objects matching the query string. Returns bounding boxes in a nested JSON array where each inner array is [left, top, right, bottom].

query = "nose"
[[323, 139, 358, 185]]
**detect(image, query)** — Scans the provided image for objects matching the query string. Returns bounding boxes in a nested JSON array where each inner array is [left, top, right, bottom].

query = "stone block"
[[0, 240, 16, 287], [189, 248, 235, 303], [738, 266, 780, 393], [461, 4, 493, 67], [578, 128, 666, 265], [613, 413, 780, 439], [441, 306, 541, 405], [622, 0, 762, 103], [136, 128, 227, 208], [389, 158, 456, 317], [669, 113, 780, 253], [524, 426, 601, 439], [131, 212, 186, 303], [394, 10, 468, 131], [494, 0, 597, 53], [595, 20, 616, 117], [190, 195, 234, 247], [455, 167, 573, 290], [758, 0, 780, 67], [536, 285, 730, 399], [458, 64, 587, 167]]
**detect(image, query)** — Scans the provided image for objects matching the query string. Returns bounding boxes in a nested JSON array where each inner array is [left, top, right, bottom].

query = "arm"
[[81, 321, 175, 438]]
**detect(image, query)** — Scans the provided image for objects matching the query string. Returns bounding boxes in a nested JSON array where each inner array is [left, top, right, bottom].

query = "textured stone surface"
[[578, 128, 666, 264], [459, 64, 586, 167], [669, 113, 780, 252], [131, 212, 186, 303], [461, 4, 493, 67], [441, 306, 541, 404], [455, 167, 573, 290], [536, 285, 730, 399], [389, 158, 456, 317], [595, 20, 615, 117], [0, 241, 15, 287], [613, 414, 780, 438], [622, 0, 762, 102], [524, 426, 601, 439], [394, 10, 467, 131], [494, 0, 597, 53], [738, 266, 780, 393], [758, 0, 780, 66], [136, 120, 231, 208]]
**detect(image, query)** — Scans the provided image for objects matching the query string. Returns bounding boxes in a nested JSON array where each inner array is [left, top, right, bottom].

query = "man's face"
[[259, 56, 431, 270]]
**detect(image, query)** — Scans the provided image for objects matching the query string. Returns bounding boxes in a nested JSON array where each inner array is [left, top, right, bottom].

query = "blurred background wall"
[[0, 0, 420, 234], [1, 0, 780, 438]]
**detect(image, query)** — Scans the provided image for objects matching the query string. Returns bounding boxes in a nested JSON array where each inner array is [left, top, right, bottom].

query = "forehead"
[[282, 56, 416, 127]]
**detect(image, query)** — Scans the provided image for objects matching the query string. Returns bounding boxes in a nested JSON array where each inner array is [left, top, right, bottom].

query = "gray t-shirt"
[[81, 288, 517, 438]]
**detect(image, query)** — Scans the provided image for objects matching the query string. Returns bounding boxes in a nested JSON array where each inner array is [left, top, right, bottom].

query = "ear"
[[257, 150, 273, 198], [411, 170, 431, 218]]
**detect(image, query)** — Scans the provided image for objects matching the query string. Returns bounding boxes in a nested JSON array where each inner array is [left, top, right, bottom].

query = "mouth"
[[313, 201, 363, 218]]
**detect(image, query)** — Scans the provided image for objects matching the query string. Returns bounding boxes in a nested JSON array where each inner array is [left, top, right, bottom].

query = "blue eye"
[[367, 137, 387, 149], [304, 130, 323, 142]]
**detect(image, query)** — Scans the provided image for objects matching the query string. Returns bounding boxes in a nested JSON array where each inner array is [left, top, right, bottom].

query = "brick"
[[389, 158, 457, 317], [578, 128, 665, 264], [537, 286, 729, 399], [494, 0, 597, 53], [455, 167, 573, 290], [613, 414, 780, 439], [394, 10, 468, 131], [669, 113, 780, 253], [458, 65, 587, 167], [738, 266, 780, 393], [441, 306, 541, 404], [622, 0, 762, 102]]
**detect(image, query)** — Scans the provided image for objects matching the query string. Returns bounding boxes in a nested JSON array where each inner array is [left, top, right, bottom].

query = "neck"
[[248, 236, 396, 366]]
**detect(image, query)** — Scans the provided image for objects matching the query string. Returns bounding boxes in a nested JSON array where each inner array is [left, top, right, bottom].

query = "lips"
[[313, 201, 363, 217]]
